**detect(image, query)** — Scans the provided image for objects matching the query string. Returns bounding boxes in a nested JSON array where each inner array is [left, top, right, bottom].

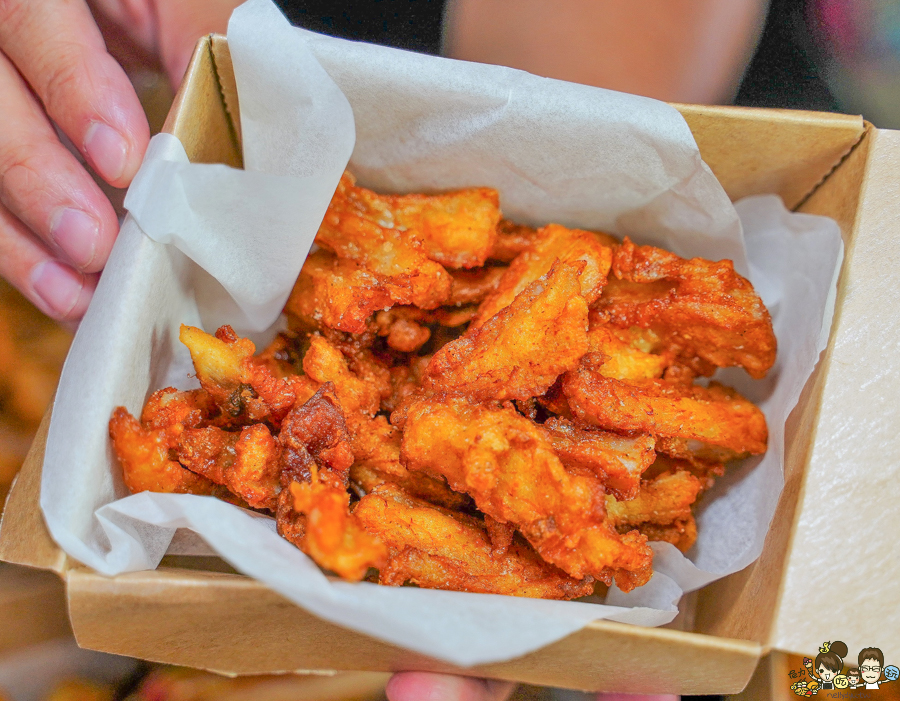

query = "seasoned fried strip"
[[401, 398, 653, 590], [382, 187, 501, 269], [543, 417, 656, 501], [315, 173, 453, 308], [354, 484, 593, 599], [606, 470, 703, 529], [373, 308, 431, 353], [585, 324, 671, 381], [289, 480, 387, 581], [596, 238, 776, 378], [176, 424, 281, 511], [562, 369, 768, 459], [109, 408, 221, 497], [447, 265, 507, 306], [474, 224, 613, 327], [285, 250, 396, 334], [489, 220, 539, 263], [419, 261, 589, 405]]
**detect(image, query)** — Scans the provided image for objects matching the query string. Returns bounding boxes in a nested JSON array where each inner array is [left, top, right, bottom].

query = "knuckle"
[[0, 0, 27, 31]]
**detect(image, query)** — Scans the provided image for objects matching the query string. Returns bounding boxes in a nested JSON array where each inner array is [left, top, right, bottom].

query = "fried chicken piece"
[[285, 250, 396, 334], [109, 408, 222, 496], [180, 325, 304, 426], [636, 517, 698, 553], [643, 453, 725, 493], [489, 220, 539, 263], [141, 387, 216, 441], [176, 424, 281, 510], [401, 398, 653, 589], [447, 265, 508, 306], [324, 172, 501, 269], [562, 368, 768, 459], [542, 417, 656, 501], [474, 224, 613, 327], [301, 334, 390, 425], [315, 173, 453, 308], [585, 324, 672, 381], [354, 484, 593, 599], [418, 261, 589, 405], [373, 307, 431, 353], [595, 237, 777, 379], [606, 470, 703, 530], [350, 462, 473, 512], [289, 479, 387, 581]]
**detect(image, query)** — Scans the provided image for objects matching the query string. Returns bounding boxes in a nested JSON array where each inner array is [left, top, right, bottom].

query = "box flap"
[[674, 104, 864, 209], [768, 126, 900, 660], [0, 564, 71, 655], [0, 410, 68, 574], [66, 565, 760, 694]]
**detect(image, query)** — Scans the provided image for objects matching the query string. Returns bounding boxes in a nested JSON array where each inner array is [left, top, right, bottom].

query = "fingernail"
[[31, 260, 84, 318], [50, 208, 98, 269], [84, 121, 128, 182]]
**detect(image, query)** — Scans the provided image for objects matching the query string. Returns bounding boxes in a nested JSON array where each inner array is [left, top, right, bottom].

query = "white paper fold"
[[39, 0, 843, 666]]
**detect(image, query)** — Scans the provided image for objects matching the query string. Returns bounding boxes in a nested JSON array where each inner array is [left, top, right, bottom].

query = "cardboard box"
[[2, 34, 899, 696]]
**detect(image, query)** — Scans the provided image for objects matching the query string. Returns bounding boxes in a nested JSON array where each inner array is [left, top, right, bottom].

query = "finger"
[[0, 0, 149, 187], [0, 203, 96, 321], [0, 51, 118, 273], [386, 672, 516, 701]]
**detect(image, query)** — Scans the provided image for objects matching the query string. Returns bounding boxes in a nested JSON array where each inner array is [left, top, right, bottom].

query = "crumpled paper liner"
[[38, 0, 842, 666]]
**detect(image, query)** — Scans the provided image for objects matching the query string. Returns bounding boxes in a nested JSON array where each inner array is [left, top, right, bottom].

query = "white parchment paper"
[[38, 0, 843, 666]]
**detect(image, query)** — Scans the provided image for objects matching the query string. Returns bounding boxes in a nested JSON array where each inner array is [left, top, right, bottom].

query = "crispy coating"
[[419, 262, 589, 405], [315, 173, 453, 309], [354, 484, 593, 599], [595, 238, 777, 378], [474, 224, 613, 327], [401, 398, 653, 589], [373, 308, 431, 353], [290, 480, 387, 581], [489, 220, 539, 263], [301, 334, 391, 426], [176, 424, 281, 510], [606, 470, 703, 530], [637, 517, 698, 553], [543, 417, 656, 501], [562, 368, 768, 459], [585, 324, 671, 381], [285, 250, 395, 334], [109, 408, 221, 496], [350, 462, 473, 512], [447, 265, 508, 306]]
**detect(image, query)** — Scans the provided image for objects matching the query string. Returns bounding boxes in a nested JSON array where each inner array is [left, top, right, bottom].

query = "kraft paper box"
[[2, 28, 900, 697]]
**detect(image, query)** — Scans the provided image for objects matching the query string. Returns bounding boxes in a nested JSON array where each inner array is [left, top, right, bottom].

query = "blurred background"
[[2, 0, 898, 699]]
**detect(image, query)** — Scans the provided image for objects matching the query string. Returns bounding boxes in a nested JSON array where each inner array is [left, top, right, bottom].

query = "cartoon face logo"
[[817, 666, 836, 682], [834, 675, 849, 689], [861, 662, 883, 684], [885, 665, 900, 681]]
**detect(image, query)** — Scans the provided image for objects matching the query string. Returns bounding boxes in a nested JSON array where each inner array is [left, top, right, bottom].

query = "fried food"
[[473, 224, 613, 327], [109, 408, 223, 497], [418, 261, 589, 405], [400, 397, 653, 590], [315, 173, 454, 308], [354, 483, 593, 598], [542, 417, 656, 501], [111, 173, 775, 600], [595, 237, 777, 378], [562, 366, 768, 459]]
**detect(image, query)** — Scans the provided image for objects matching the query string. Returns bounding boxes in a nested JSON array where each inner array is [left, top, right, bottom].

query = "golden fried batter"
[[109, 408, 222, 497], [354, 483, 593, 599], [315, 173, 453, 308], [285, 250, 395, 334], [562, 368, 768, 459], [447, 265, 508, 306], [290, 479, 387, 581], [419, 262, 589, 405], [474, 224, 613, 327], [542, 417, 656, 501], [606, 470, 703, 530], [595, 238, 777, 378], [401, 398, 653, 589], [176, 424, 281, 510]]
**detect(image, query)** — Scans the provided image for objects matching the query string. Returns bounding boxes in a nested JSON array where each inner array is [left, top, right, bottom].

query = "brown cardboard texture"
[[2, 34, 898, 695]]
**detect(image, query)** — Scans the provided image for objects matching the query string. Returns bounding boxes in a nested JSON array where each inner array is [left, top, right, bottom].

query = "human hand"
[[386, 672, 680, 700], [0, 0, 239, 321]]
